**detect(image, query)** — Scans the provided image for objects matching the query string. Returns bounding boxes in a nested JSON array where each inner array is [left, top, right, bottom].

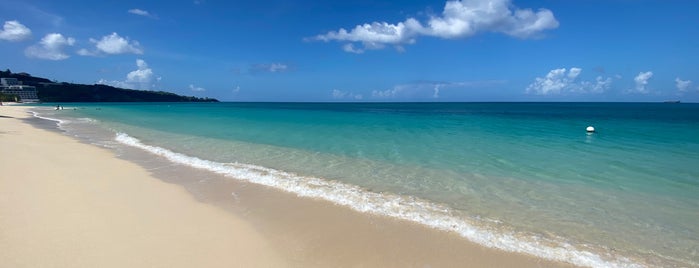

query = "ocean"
[[32, 102, 699, 267]]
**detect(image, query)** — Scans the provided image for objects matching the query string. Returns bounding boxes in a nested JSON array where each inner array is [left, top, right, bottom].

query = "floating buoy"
[[586, 126, 595, 133]]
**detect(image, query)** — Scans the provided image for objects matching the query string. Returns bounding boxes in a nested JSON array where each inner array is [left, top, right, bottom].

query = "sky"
[[1, 0, 698, 102]]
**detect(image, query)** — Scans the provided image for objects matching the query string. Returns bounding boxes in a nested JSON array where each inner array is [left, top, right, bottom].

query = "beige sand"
[[0, 106, 284, 267], [0, 105, 576, 268]]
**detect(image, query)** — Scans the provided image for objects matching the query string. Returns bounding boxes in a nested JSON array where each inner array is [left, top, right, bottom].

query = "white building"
[[1, 78, 39, 102]]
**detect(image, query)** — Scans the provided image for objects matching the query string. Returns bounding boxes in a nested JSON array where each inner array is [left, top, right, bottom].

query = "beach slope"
[[0, 106, 284, 267]]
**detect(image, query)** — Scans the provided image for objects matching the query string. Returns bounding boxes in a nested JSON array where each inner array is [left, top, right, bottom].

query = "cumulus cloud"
[[0, 20, 32, 41], [331, 89, 363, 100], [126, 59, 154, 87], [526, 67, 612, 95], [311, 0, 558, 53], [189, 84, 206, 92], [631, 71, 653, 94], [675, 78, 692, 92], [581, 76, 613, 93], [79, 32, 143, 56], [250, 63, 289, 73], [95, 33, 143, 54], [24, 33, 75, 60], [97, 59, 155, 90]]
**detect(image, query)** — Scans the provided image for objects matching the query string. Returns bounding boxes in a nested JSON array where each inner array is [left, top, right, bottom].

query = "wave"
[[114, 132, 644, 268], [31, 111, 65, 125]]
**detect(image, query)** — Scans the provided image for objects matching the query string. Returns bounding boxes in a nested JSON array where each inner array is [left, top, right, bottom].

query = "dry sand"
[[0, 105, 284, 267], [0, 105, 576, 267]]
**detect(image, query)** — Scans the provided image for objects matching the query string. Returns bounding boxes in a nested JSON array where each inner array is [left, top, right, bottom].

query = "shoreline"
[[0, 105, 285, 267], [1, 105, 575, 267]]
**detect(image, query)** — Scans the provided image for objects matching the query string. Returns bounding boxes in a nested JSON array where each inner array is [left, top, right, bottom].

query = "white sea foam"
[[115, 132, 644, 268], [31, 111, 65, 125]]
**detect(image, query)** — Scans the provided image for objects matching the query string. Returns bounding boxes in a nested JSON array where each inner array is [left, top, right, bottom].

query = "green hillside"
[[0, 69, 218, 102]]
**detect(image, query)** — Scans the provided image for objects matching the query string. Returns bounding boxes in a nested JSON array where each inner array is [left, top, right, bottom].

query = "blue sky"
[[1, 0, 697, 102]]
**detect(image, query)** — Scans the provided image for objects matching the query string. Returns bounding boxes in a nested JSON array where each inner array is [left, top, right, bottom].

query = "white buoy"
[[586, 126, 595, 133]]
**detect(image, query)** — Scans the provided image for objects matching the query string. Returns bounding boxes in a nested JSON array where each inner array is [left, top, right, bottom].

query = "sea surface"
[[32, 102, 699, 268]]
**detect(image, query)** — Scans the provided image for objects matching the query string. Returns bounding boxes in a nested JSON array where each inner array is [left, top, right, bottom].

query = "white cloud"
[[526, 67, 612, 95], [128, 9, 157, 19], [312, 0, 558, 53], [343, 43, 364, 54], [250, 63, 289, 73], [632, 71, 653, 94], [80, 32, 143, 56], [526, 68, 570, 95], [128, 9, 149, 16], [568, 67, 582, 79], [95, 33, 142, 54], [331, 89, 363, 100], [126, 59, 154, 86], [189, 84, 206, 92], [97, 59, 155, 90], [675, 78, 692, 92], [76, 48, 95, 56], [268, 63, 287, 72], [584, 76, 613, 93], [314, 20, 418, 53], [0, 20, 32, 41], [24, 33, 75, 60], [372, 80, 502, 99], [423, 0, 558, 38]]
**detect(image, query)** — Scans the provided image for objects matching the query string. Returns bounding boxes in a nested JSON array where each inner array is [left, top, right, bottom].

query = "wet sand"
[[0, 105, 575, 267]]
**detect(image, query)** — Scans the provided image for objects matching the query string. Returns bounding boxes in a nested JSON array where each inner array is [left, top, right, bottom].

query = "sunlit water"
[[34, 102, 699, 267]]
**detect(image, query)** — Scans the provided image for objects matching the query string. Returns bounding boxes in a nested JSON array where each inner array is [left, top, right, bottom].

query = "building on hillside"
[[1, 78, 39, 102]]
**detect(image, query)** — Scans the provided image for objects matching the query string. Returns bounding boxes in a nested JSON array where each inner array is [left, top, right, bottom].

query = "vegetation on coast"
[[0, 69, 218, 102]]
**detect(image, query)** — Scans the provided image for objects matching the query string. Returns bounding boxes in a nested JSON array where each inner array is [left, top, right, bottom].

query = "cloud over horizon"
[[631, 71, 653, 94], [189, 84, 206, 92], [372, 80, 504, 99], [312, 0, 558, 53], [98, 59, 156, 90], [526, 68, 612, 95], [0, 20, 32, 41], [331, 89, 363, 100], [24, 33, 75, 60], [675, 78, 692, 92]]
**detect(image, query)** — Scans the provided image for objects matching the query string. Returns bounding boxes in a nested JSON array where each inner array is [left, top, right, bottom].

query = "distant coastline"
[[0, 69, 218, 103]]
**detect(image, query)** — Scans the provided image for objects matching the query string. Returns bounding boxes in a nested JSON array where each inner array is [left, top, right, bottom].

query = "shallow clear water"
[[35, 102, 699, 267]]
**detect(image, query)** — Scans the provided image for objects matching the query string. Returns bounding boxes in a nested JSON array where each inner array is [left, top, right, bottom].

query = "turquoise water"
[[35, 102, 699, 267]]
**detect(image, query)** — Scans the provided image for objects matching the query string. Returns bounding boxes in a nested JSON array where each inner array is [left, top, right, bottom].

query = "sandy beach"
[[0, 105, 574, 268], [0, 105, 284, 267]]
